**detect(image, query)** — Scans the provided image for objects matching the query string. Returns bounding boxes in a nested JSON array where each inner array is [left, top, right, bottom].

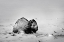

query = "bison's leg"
[[13, 28, 18, 33], [23, 27, 33, 34]]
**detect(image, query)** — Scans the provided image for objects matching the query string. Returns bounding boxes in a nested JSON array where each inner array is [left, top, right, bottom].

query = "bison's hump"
[[13, 17, 29, 30]]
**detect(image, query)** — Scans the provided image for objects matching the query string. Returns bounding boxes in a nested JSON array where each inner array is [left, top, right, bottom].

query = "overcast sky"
[[0, 0, 64, 19], [0, 0, 64, 24]]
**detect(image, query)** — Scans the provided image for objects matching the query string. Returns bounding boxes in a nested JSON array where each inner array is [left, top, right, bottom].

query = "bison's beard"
[[24, 27, 37, 34], [23, 25, 38, 34]]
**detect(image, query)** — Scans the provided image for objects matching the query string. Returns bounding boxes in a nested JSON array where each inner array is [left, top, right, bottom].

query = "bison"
[[13, 17, 38, 34]]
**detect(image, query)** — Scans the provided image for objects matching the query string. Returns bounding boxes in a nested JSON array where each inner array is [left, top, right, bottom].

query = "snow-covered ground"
[[0, 19, 64, 42]]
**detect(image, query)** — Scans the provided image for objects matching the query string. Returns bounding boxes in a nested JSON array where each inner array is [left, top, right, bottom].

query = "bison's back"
[[13, 17, 29, 33]]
